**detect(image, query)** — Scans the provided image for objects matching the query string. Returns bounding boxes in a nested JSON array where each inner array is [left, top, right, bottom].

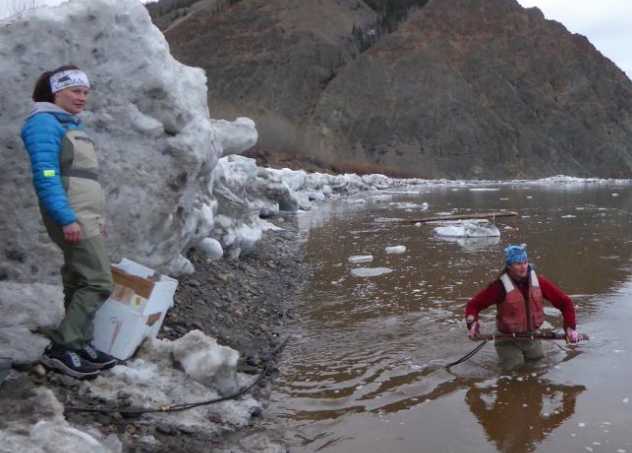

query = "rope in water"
[[445, 340, 489, 371]]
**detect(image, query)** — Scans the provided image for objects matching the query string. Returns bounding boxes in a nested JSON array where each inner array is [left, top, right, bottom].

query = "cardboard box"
[[93, 259, 178, 360]]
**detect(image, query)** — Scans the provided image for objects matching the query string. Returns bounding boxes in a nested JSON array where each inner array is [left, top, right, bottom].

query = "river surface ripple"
[[268, 182, 632, 453]]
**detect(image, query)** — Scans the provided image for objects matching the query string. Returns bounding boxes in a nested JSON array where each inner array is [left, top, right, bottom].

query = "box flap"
[[116, 258, 156, 279], [111, 266, 154, 300]]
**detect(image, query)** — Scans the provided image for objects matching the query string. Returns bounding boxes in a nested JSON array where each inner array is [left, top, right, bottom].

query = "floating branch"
[[403, 211, 519, 224]]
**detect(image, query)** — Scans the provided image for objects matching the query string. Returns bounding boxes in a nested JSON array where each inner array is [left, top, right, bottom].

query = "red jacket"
[[466, 273, 576, 330]]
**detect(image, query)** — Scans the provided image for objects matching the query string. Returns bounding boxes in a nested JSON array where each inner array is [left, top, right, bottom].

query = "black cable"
[[445, 340, 488, 371]]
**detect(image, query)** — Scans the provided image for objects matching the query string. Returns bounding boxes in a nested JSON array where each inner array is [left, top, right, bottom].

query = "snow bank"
[[0, 282, 63, 364], [208, 155, 421, 257], [0, 387, 121, 453]]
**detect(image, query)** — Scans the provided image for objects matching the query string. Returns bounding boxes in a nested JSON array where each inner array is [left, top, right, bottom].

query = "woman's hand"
[[466, 315, 480, 340], [63, 222, 82, 244]]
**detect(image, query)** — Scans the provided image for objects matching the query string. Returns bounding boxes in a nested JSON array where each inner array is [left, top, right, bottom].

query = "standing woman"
[[21, 65, 117, 378]]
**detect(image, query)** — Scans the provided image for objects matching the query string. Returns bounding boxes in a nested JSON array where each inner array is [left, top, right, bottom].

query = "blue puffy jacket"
[[21, 105, 82, 226]]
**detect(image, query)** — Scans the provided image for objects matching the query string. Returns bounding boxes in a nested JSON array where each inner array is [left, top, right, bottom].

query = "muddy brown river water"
[[268, 182, 632, 453]]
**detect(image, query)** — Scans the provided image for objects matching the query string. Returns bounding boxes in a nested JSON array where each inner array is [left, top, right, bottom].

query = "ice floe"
[[351, 267, 393, 278], [433, 220, 501, 238], [385, 246, 407, 254], [348, 255, 374, 264]]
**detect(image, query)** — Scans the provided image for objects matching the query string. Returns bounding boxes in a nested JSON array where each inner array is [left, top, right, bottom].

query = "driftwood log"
[[403, 211, 519, 224]]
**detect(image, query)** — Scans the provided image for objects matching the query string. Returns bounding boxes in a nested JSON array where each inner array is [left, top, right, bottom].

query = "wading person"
[[464, 245, 579, 370], [21, 65, 117, 378]]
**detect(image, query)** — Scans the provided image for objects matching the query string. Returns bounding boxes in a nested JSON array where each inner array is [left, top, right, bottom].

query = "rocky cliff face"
[[156, 0, 632, 178], [312, 0, 632, 178]]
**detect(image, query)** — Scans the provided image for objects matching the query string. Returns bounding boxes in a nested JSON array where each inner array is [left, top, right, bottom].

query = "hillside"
[[151, 0, 632, 178]]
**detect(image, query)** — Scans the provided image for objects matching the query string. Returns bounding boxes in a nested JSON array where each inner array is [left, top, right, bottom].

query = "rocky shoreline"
[[0, 216, 307, 453]]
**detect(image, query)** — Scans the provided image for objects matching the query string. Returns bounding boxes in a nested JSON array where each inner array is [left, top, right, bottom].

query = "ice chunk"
[[469, 188, 500, 192], [198, 238, 223, 260], [87, 336, 259, 435], [385, 246, 407, 254], [455, 237, 500, 250], [172, 330, 240, 396], [389, 202, 429, 211], [348, 255, 374, 264], [351, 267, 393, 278], [370, 194, 393, 202], [434, 221, 500, 238]]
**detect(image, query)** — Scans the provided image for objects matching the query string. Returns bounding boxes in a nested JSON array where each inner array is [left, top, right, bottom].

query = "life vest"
[[496, 269, 544, 334], [60, 130, 105, 239]]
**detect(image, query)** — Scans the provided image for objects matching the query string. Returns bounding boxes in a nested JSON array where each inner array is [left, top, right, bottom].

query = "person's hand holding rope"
[[565, 327, 580, 344], [466, 315, 480, 340]]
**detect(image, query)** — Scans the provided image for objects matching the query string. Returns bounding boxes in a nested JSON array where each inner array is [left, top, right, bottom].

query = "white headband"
[[50, 70, 90, 93]]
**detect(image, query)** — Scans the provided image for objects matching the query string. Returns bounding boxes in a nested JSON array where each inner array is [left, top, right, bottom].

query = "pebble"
[[58, 374, 80, 388], [31, 364, 46, 377], [156, 424, 177, 436]]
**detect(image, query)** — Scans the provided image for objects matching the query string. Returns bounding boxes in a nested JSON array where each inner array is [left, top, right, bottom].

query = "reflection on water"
[[271, 183, 632, 452], [466, 378, 586, 453]]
